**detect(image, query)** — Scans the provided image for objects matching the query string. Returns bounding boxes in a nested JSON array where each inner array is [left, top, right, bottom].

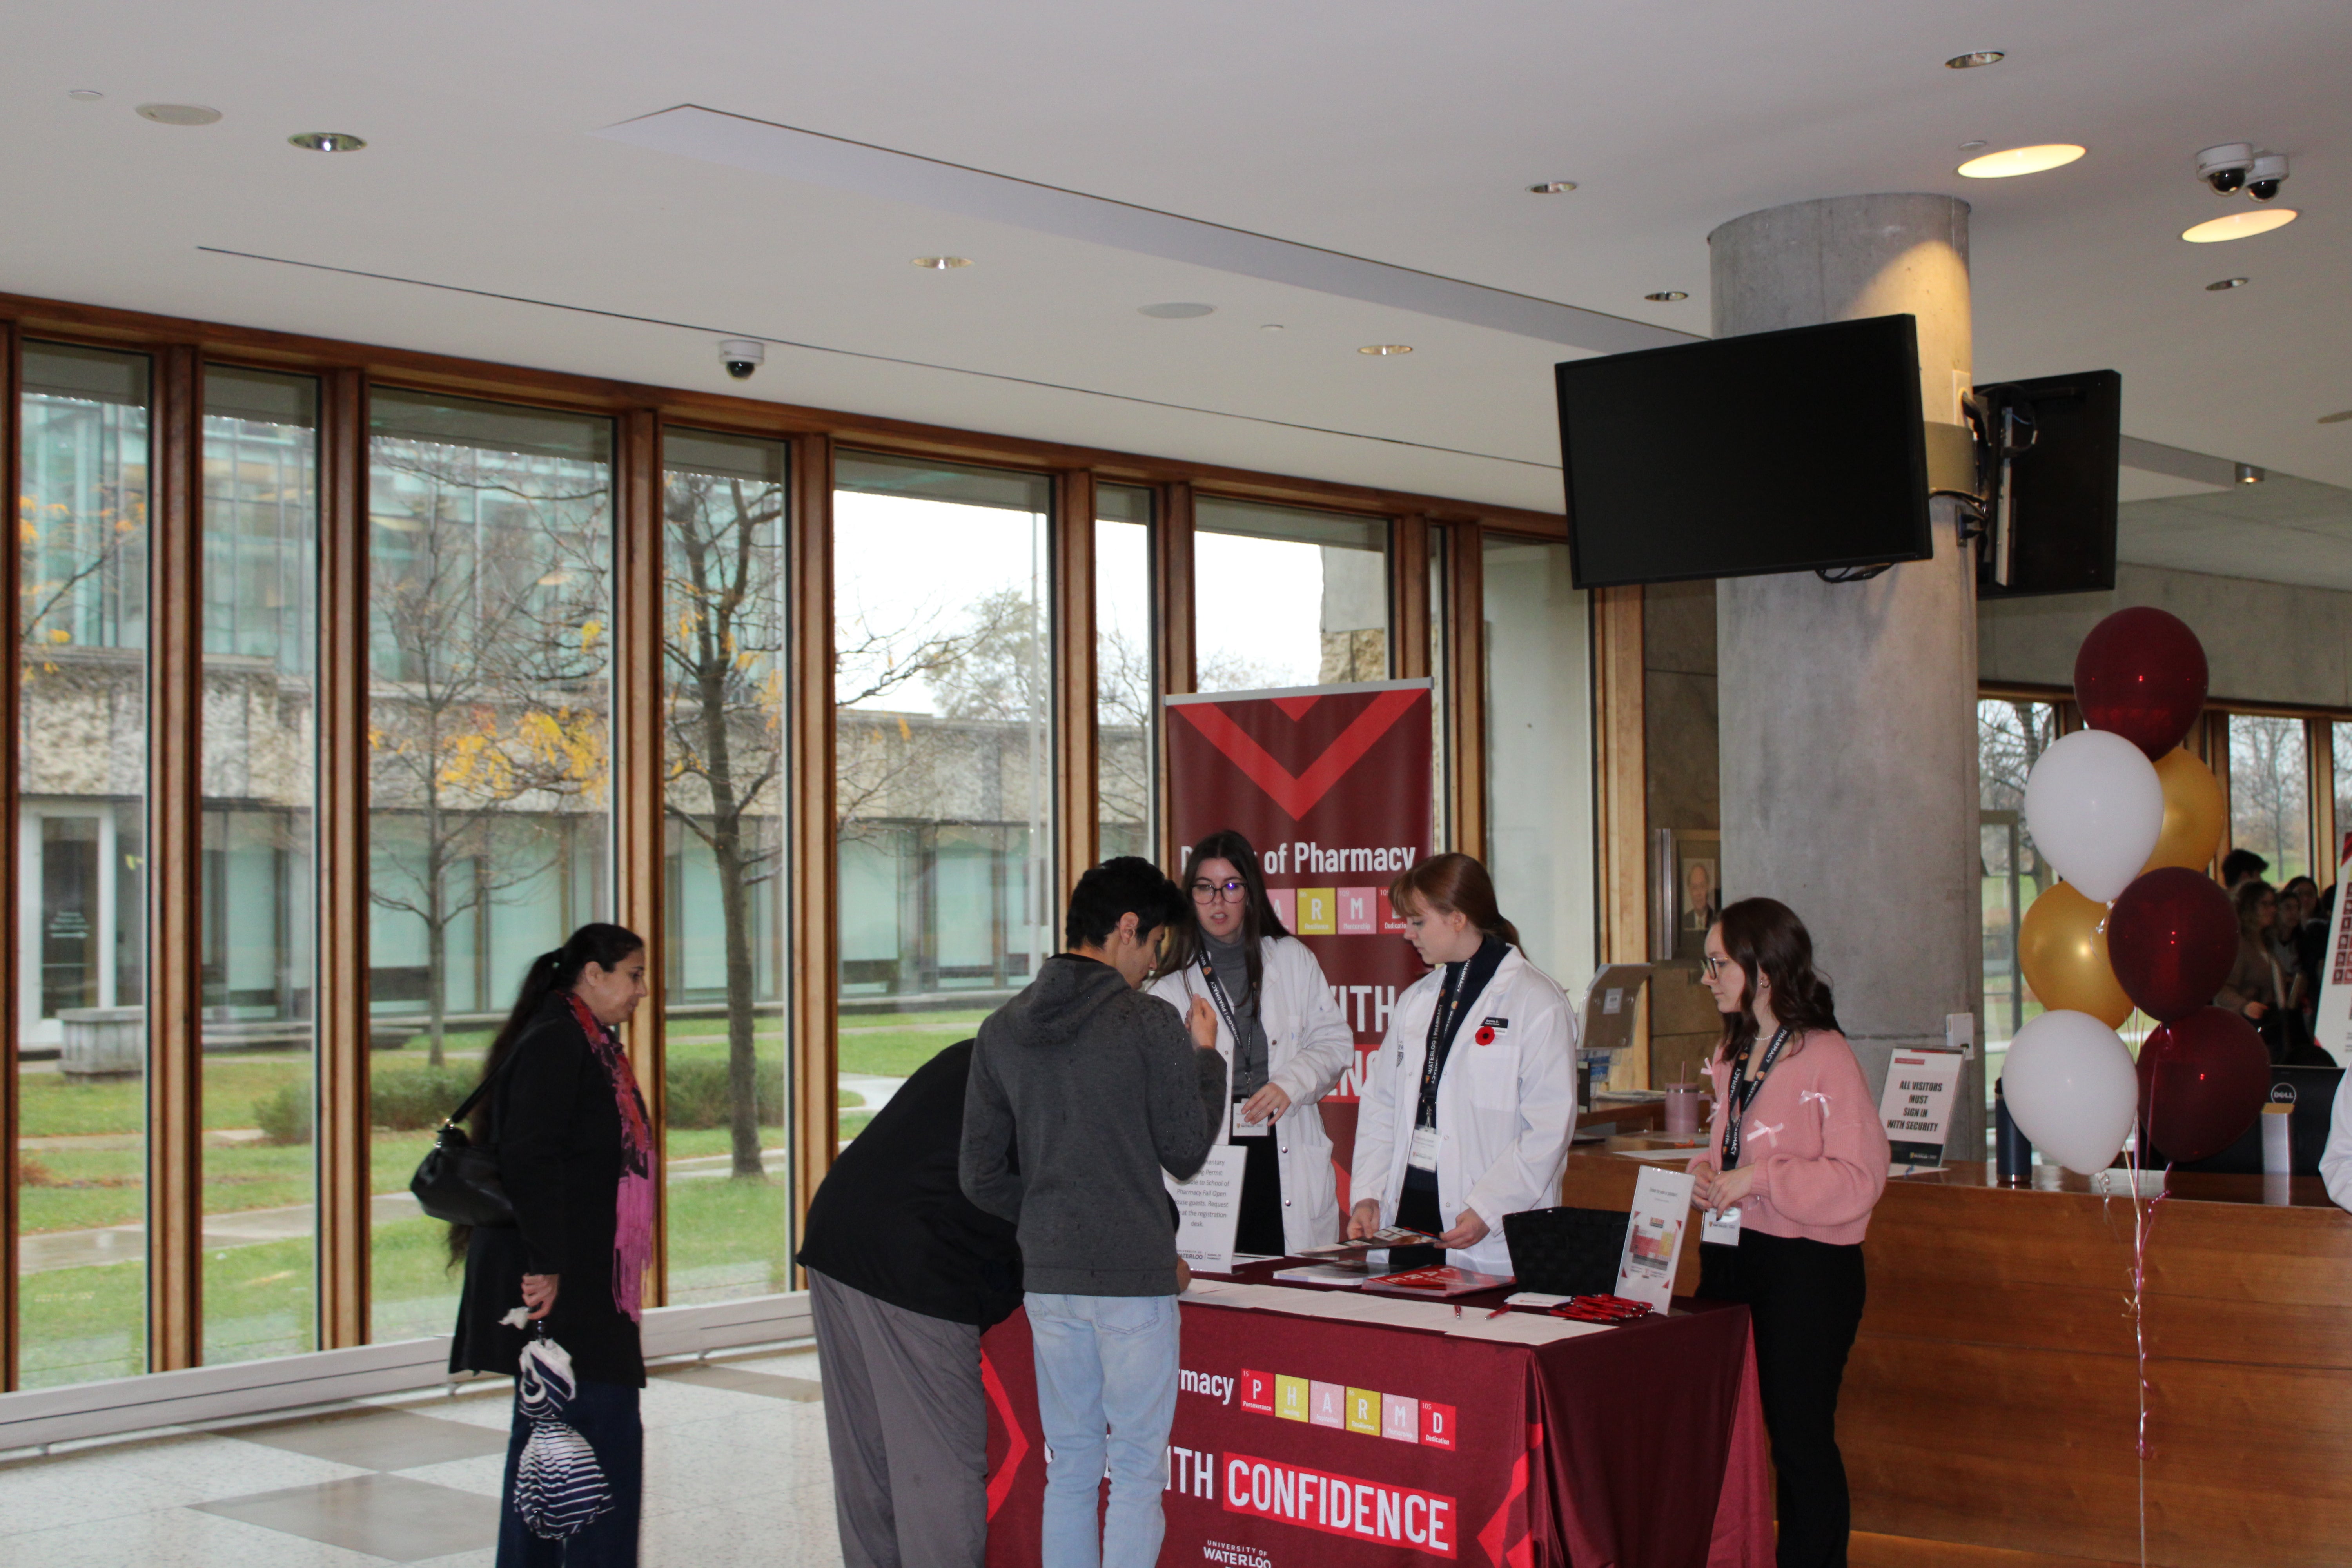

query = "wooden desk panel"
[[1556, 1152, 2352, 1568]]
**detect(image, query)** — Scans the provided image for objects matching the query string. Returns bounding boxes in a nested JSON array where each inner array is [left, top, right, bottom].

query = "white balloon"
[[2000, 1009, 2140, 1175], [2023, 729, 2163, 903]]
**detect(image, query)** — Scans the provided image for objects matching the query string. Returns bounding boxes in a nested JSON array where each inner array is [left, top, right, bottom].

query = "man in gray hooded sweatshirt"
[[961, 855, 1222, 1568]]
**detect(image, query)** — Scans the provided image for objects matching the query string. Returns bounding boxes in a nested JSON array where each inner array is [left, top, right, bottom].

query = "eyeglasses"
[[1701, 955, 1726, 978], [1191, 878, 1247, 904]]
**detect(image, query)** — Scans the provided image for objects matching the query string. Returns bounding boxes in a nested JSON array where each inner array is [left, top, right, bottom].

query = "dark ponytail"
[[446, 921, 643, 1267]]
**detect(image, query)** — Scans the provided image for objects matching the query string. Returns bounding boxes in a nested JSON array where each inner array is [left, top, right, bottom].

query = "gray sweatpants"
[[808, 1267, 989, 1568]]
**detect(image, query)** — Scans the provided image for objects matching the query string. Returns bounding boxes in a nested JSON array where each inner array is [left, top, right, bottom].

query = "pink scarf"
[[568, 994, 655, 1322]]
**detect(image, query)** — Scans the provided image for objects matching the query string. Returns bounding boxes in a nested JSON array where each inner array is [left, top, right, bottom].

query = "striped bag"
[[514, 1334, 614, 1540]]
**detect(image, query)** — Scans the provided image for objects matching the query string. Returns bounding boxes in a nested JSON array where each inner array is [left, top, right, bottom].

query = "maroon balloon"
[[2073, 607, 2209, 759], [2136, 1007, 2270, 1164], [2107, 867, 2240, 1023]]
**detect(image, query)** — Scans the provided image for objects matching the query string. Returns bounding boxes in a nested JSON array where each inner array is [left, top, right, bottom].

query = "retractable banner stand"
[[1165, 679, 1435, 1212], [2315, 835, 2352, 1067]]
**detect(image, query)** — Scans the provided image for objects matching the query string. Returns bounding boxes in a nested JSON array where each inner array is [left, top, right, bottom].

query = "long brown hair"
[[1712, 897, 1838, 1060], [1156, 829, 1290, 994], [1388, 853, 1521, 949], [2231, 879, 2276, 941]]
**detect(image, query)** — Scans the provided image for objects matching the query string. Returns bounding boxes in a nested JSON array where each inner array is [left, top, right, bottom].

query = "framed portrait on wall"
[[1674, 833, 1720, 961]]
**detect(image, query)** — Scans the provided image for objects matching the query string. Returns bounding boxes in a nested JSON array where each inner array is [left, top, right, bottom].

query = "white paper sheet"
[[1443, 1312, 1611, 1345]]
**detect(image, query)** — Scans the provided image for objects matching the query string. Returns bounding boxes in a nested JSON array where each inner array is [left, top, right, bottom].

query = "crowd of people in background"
[[2220, 849, 2337, 1065]]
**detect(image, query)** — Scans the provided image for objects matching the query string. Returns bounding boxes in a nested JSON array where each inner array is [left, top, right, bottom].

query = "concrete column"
[[1709, 194, 1985, 1153]]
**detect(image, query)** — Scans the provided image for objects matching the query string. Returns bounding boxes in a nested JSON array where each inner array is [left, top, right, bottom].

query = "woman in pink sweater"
[[1686, 898, 1888, 1568]]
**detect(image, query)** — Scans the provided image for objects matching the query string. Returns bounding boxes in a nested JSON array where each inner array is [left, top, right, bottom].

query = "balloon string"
[[2116, 1129, 2170, 1568]]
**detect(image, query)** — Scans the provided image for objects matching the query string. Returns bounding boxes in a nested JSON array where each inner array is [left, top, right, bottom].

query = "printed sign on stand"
[[1166, 1145, 1248, 1274], [1880, 1048, 1964, 1172], [1614, 1165, 1696, 1311]]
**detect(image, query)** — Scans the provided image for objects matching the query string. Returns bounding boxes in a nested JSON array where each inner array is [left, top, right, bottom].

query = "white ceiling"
[[5, 1, 2349, 574]]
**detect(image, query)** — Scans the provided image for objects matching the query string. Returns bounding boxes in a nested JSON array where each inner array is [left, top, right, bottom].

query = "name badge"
[[1702, 1205, 1743, 1246], [1232, 1102, 1270, 1138], [1408, 1125, 1442, 1171]]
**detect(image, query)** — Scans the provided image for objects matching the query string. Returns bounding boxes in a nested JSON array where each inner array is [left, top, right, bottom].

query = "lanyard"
[[1719, 1025, 1791, 1171], [1199, 960, 1256, 1089], [1414, 964, 1472, 1129]]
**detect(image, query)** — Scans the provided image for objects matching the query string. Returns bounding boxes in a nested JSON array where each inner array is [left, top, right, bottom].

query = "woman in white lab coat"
[[1149, 830, 1357, 1256], [1348, 853, 1578, 1278]]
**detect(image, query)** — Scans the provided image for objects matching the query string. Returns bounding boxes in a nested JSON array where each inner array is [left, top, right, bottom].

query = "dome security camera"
[[718, 338, 766, 380], [2245, 153, 2290, 202], [2195, 143, 2256, 196]]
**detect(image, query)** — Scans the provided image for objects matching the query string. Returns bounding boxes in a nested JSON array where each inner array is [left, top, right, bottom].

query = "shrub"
[[665, 1057, 784, 1129], [252, 1065, 479, 1144]]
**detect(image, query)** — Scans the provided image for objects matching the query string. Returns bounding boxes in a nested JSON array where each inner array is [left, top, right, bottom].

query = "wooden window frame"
[[0, 288, 1584, 1383]]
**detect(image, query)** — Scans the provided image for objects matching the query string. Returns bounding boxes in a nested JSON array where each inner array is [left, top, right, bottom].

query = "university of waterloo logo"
[[1236, 1368, 1455, 1450]]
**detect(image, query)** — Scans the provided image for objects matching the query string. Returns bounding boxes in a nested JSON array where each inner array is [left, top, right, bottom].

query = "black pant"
[[1699, 1230, 1866, 1568], [1385, 1176, 1445, 1271], [1233, 1120, 1287, 1256]]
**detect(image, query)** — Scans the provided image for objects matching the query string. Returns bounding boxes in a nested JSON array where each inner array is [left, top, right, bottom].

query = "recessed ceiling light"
[[2235, 463, 2265, 485], [67, 89, 103, 102], [1644, 290, 1689, 302], [1957, 144, 2085, 178], [288, 131, 366, 152], [1528, 181, 1578, 194], [1946, 51, 2006, 69], [1358, 344, 1413, 356], [136, 103, 221, 126], [2205, 276, 2249, 291], [1138, 302, 1214, 319], [1259, 323, 1287, 333], [912, 256, 973, 269], [2181, 209, 2297, 243], [1958, 140, 1988, 151], [2318, 410, 2352, 425]]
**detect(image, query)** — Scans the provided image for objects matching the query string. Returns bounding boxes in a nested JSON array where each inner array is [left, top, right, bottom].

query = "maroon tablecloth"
[[981, 1274, 1769, 1567]]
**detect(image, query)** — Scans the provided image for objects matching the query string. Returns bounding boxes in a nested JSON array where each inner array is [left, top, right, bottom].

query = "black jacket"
[[450, 996, 646, 1387], [797, 1040, 1022, 1327]]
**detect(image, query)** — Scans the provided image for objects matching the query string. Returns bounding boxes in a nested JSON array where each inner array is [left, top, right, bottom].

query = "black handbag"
[[1502, 1205, 1630, 1298], [410, 1046, 528, 1227]]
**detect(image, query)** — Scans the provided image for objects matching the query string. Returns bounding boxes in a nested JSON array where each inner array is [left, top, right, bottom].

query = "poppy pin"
[[1474, 1025, 1496, 1047]]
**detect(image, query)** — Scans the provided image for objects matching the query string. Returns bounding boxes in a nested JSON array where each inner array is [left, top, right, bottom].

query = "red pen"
[[1486, 1303, 1512, 1318]]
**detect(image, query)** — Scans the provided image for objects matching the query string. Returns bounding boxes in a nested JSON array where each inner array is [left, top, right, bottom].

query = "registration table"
[[980, 1261, 1770, 1566]]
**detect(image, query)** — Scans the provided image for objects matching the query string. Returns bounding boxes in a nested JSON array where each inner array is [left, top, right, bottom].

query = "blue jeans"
[[497, 1377, 642, 1568], [1025, 1292, 1181, 1568]]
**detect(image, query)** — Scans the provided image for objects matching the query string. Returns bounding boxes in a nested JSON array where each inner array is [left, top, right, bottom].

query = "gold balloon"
[[2141, 748, 2226, 874], [2018, 882, 2134, 1027]]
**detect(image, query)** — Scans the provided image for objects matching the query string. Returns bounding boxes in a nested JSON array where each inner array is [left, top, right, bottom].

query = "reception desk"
[[1556, 1152, 2352, 1568]]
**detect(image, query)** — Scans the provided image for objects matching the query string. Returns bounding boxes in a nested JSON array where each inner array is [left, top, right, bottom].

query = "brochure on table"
[[1613, 1165, 1695, 1312], [1165, 1145, 1247, 1273], [1879, 1046, 1964, 1172]]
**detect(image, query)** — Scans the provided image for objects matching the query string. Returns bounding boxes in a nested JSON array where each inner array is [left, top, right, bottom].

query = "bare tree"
[[662, 468, 787, 1179], [2230, 716, 2308, 877], [368, 441, 610, 1065]]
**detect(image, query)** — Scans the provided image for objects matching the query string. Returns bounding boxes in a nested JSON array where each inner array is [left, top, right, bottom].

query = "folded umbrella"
[[513, 1330, 614, 1541]]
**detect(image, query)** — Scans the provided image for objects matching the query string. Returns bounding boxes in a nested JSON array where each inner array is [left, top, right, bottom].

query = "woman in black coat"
[[450, 923, 654, 1568]]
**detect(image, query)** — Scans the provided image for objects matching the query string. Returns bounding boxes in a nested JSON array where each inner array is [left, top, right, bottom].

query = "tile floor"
[[0, 1347, 842, 1567]]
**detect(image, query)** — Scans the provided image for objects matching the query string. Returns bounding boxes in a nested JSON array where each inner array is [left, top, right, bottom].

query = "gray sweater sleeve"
[[958, 1034, 1024, 1223], [1145, 1002, 1227, 1182]]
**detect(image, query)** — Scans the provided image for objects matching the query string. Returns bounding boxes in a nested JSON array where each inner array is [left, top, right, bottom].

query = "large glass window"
[[200, 368, 320, 1365], [1194, 499, 1387, 693], [1481, 536, 1595, 995], [366, 392, 614, 1342], [15, 343, 151, 1388], [2229, 714, 2311, 884], [1978, 698, 2060, 1055], [833, 454, 1051, 1127], [1096, 485, 1153, 861], [660, 430, 791, 1303]]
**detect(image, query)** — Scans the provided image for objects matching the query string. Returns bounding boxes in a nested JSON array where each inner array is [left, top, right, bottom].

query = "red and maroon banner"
[[1165, 680, 1434, 1204], [979, 1285, 1770, 1567]]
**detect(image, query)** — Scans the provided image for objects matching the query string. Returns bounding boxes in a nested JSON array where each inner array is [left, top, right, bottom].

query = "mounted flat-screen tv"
[[1557, 314, 1932, 588]]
